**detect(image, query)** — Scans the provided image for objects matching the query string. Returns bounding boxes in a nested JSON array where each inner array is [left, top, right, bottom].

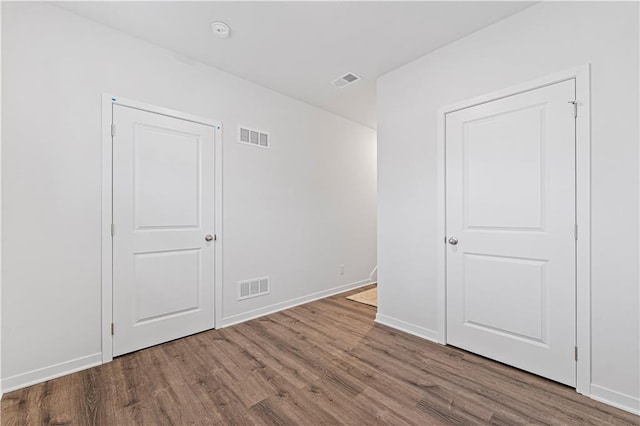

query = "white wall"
[[0, 0, 3, 395], [1, 2, 376, 391], [377, 1, 639, 413]]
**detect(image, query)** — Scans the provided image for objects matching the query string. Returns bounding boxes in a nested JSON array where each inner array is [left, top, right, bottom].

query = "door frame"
[[100, 94, 223, 363], [435, 65, 591, 395]]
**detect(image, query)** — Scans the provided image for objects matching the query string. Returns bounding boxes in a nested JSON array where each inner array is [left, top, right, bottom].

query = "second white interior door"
[[445, 79, 577, 386], [112, 104, 216, 357]]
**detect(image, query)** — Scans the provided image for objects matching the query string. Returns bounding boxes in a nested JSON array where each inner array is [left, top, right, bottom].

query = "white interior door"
[[445, 80, 576, 386], [112, 104, 216, 357]]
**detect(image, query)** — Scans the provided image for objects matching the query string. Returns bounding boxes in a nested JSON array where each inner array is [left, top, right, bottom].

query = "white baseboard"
[[1, 352, 102, 393], [369, 265, 377, 283], [375, 313, 440, 343], [221, 278, 373, 328], [590, 384, 640, 416]]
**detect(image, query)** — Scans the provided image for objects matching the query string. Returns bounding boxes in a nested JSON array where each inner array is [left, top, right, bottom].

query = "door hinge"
[[574, 224, 578, 241], [214, 234, 217, 241], [111, 123, 116, 137], [111, 223, 115, 237], [569, 100, 577, 118], [574, 346, 578, 361], [111, 323, 115, 335]]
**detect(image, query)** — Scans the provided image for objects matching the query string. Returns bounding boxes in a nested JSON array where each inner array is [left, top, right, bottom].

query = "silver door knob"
[[448, 237, 458, 245], [205, 234, 214, 242]]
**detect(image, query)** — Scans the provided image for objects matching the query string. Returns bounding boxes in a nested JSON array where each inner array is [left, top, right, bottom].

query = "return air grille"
[[239, 126, 269, 148], [238, 276, 270, 300]]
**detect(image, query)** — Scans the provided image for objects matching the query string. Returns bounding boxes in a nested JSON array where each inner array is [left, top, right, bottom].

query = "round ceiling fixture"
[[211, 21, 230, 39]]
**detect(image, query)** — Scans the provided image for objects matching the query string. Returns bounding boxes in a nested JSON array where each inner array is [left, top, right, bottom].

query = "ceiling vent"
[[239, 126, 269, 149], [332, 73, 361, 88]]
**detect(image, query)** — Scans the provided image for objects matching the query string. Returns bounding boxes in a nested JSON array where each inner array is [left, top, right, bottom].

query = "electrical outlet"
[[340, 265, 345, 275]]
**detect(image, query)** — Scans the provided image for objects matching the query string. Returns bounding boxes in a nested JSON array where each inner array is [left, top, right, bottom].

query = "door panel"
[[113, 105, 215, 357], [463, 254, 547, 343], [446, 80, 576, 386], [134, 125, 201, 229], [464, 105, 545, 230], [134, 249, 201, 323]]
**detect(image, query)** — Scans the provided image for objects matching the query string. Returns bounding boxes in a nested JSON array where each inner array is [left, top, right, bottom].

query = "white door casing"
[[445, 79, 577, 386], [112, 103, 217, 357]]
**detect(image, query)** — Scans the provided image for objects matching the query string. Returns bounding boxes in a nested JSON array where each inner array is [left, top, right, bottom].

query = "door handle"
[[205, 234, 214, 242], [448, 237, 458, 245]]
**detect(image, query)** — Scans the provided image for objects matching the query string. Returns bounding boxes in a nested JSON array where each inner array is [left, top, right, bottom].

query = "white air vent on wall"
[[238, 276, 270, 300], [332, 72, 361, 88], [239, 126, 269, 148]]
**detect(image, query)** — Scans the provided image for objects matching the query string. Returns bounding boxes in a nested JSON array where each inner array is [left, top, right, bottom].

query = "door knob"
[[205, 234, 214, 242], [448, 237, 458, 245]]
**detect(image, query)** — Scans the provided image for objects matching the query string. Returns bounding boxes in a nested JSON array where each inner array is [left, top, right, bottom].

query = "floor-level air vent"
[[239, 126, 269, 148], [332, 72, 361, 88], [238, 276, 270, 300]]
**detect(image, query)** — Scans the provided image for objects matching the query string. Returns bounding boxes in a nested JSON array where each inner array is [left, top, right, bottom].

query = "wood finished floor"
[[2, 285, 639, 425]]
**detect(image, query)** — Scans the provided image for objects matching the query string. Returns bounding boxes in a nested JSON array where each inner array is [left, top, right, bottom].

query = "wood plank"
[[2, 285, 638, 425]]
